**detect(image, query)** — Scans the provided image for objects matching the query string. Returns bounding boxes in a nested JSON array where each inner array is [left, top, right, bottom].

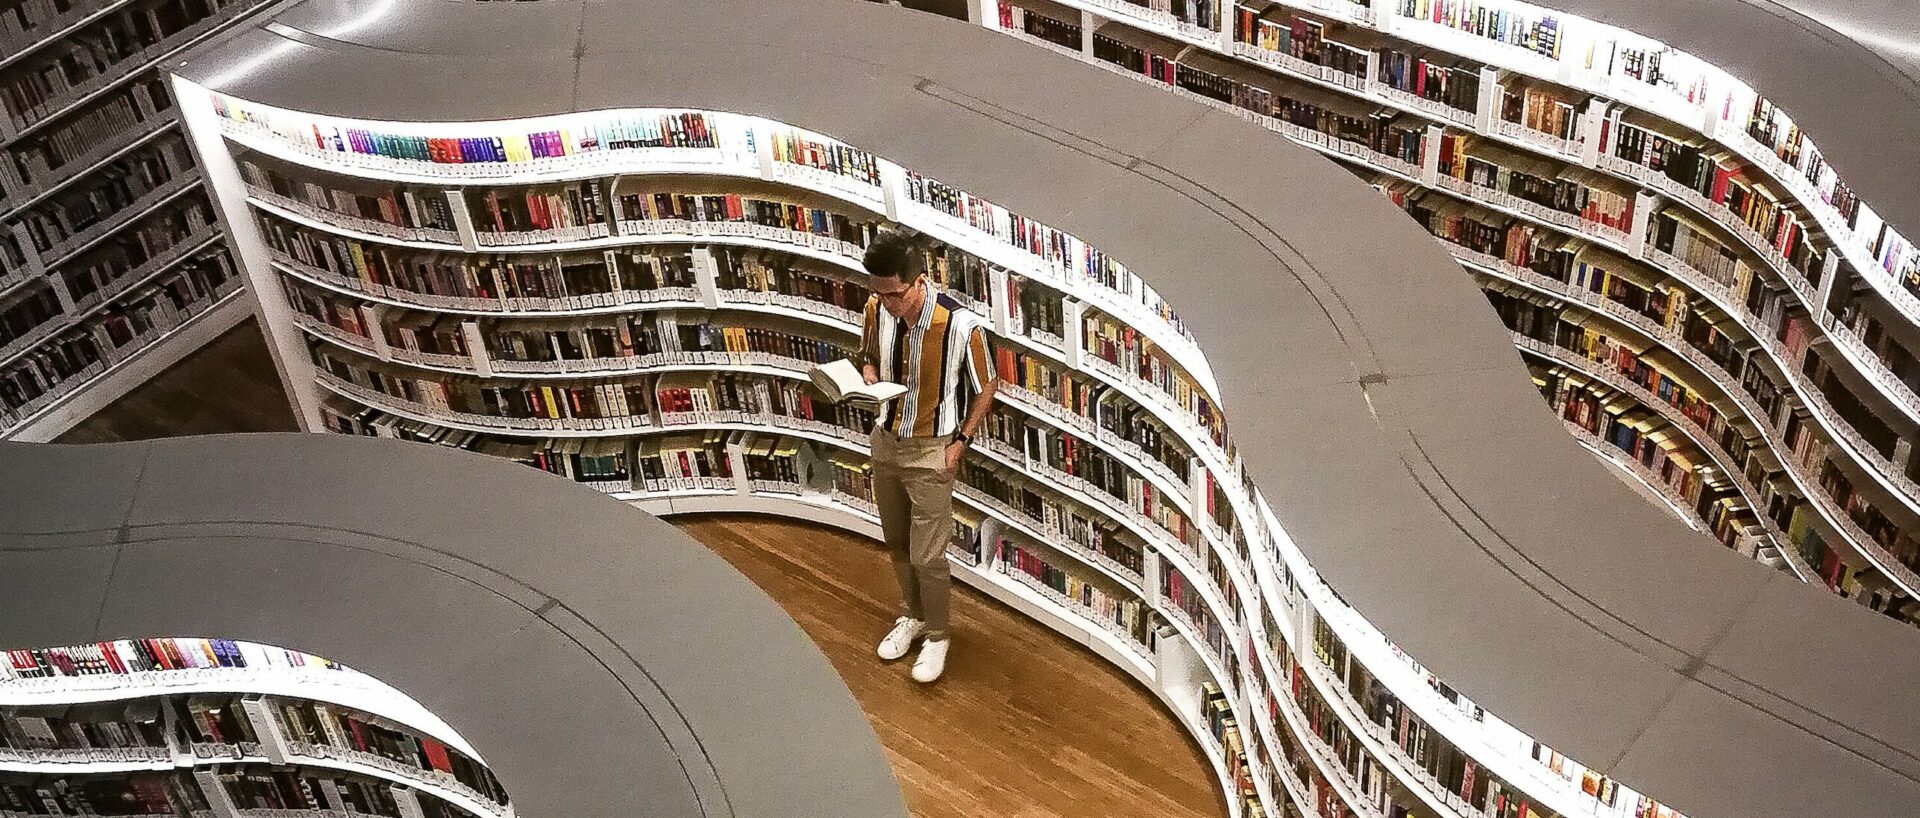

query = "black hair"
[[862, 231, 921, 280]]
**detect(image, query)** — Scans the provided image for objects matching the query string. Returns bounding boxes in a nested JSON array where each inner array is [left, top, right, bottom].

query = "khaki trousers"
[[869, 427, 954, 640]]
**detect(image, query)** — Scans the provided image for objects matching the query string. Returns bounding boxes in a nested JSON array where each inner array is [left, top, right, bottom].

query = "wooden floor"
[[685, 516, 1223, 818], [57, 319, 299, 442], [53, 320, 1226, 818]]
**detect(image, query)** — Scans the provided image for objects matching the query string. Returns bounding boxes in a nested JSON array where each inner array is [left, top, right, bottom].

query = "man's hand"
[[862, 364, 880, 385], [943, 441, 966, 476]]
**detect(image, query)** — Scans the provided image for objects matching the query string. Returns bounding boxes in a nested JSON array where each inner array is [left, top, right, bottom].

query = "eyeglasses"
[[872, 278, 921, 302]]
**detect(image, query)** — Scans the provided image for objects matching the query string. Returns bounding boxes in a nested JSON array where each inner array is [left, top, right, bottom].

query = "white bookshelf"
[[0, 0, 279, 441], [979, 0, 1920, 618], [169, 82, 1775, 818]]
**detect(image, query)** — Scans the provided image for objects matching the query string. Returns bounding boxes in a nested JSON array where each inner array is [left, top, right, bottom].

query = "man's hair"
[[863, 231, 921, 280]]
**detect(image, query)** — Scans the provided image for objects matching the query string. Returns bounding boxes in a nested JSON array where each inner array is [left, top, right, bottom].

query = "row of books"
[[1, 640, 346, 685], [957, 459, 1148, 580], [241, 161, 457, 236], [616, 191, 878, 248], [1160, 561, 1235, 680], [1078, 310, 1229, 449], [0, 0, 219, 131], [1498, 86, 1579, 142], [764, 128, 882, 188], [1548, 371, 1709, 507], [313, 348, 654, 423], [714, 247, 867, 317], [16, 82, 167, 186], [269, 699, 505, 805], [991, 345, 1201, 478], [16, 136, 198, 255], [0, 252, 237, 424], [1198, 683, 1258, 811], [1233, 11, 1369, 80], [474, 182, 610, 236], [1395, 0, 1562, 60], [59, 199, 215, 304], [215, 94, 718, 165], [995, 538, 1153, 649], [263, 215, 699, 304], [1302, 614, 1638, 818], [208, 766, 470, 818], [1437, 139, 1634, 231]]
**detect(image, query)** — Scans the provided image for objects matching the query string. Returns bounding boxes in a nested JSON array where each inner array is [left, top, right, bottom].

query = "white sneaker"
[[877, 617, 924, 661], [911, 638, 949, 683]]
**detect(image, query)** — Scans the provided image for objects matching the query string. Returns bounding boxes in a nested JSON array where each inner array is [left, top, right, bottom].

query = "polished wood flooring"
[[56, 321, 1225, 818], [684, 516, 1223, 818], [57, 319, 299, 442]]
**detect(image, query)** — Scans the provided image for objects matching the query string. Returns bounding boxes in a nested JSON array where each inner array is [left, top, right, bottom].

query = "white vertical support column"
[[727, 434, 753, 495], [462, 320, 492, 376], [444, 189, 480, 252], [193, 770, 241, 818], [47, 272, 75, 313], [1893, 437, 1914, 475], [1061, 297, 1086, 368], [159, 694, 193, 765], [130, 82, 159, 119], [988, 265, 1012, 336], [8, 223, 43, 278], [1143, 548, 1163, 612], [172, 76, 325, 432], [978, 516, 1005, 570], [971, 0, 993, 26], [753, 121, 778, 180], [314, 780, 348, 814], [1814, 252, 1842, 318], [238, 697, 290, 765], [603, 178, 625, 238], [1474, 68, 1500, 134], [1080, 10, 1097, 56], [1188, 457, 1209, 525], [361, 304, 394, 362], [1420, 124, 1443, 187], [0, 150, 26, 195], [692, 246, 722, 308], [1370, 0, 1392, 28], [1578, 99, 1608, 168], [390, 787, 428, 818], [1629, 191, 1658, 259], [877, 162, 904, 222]]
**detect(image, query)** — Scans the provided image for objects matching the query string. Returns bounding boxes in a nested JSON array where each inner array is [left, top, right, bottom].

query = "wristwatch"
[[952, 431, 973, 447]]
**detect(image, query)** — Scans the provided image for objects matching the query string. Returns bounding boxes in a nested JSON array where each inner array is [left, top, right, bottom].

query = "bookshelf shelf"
[[1, 283, 249, 442], [997, 0, 1920, 506], [989, 0, 1920, 612], [1562, 418, 1704, 528], [194, 83, 1842, 818], [139, 3, 1920, 817], [220, 109, 1222, 405]]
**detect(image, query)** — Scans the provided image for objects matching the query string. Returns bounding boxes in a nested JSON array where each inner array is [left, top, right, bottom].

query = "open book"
[[809, 359, 908, 404]]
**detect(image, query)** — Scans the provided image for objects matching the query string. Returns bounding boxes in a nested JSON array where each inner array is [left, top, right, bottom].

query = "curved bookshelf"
[[143, 3, 1920, 818], [980, 0, 1920, 609], [187, 91, 1767, 818], [0, 640, 507, 818]]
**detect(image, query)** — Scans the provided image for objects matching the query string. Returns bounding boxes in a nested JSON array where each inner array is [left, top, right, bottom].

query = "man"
[[858, 231, 997, 683]]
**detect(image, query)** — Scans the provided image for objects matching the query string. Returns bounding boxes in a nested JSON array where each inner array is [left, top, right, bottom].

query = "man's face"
[[872, 274, 923, 320]]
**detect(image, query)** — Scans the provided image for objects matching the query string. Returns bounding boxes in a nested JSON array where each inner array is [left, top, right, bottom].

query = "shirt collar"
[[911, 279, 935, 331]]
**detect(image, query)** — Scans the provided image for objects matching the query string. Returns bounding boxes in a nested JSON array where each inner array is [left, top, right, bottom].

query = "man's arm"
[[945, 325, 999, 473], [859, 296, 880, 385]]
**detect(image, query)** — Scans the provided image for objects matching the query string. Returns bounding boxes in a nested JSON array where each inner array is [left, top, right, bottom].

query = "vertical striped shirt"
[[860, 283, 993, 438]]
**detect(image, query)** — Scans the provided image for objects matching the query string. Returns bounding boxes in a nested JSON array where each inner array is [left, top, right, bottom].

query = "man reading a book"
[[859, 231, 998, 684]]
